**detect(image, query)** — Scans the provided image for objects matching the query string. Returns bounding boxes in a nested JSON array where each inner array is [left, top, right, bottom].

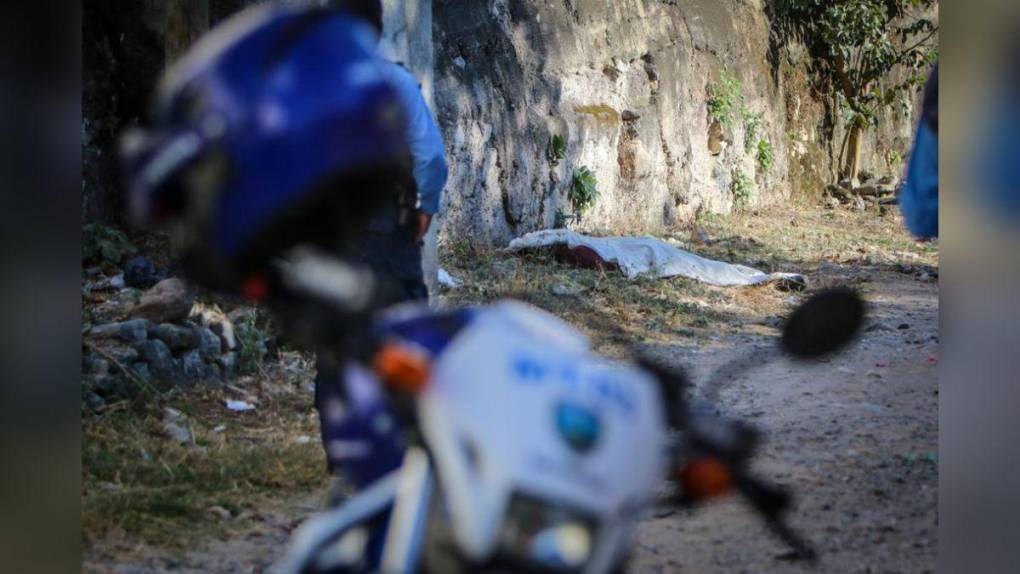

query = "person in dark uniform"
[[315, 0, 448, 490], [330, 0, 447, 305]]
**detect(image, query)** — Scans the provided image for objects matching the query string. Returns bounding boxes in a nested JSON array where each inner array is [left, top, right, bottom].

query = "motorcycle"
[[269, 249, 865, 574]]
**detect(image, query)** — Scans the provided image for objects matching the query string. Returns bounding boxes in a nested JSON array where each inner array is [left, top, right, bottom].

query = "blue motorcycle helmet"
[[120, 2, 412, 292]]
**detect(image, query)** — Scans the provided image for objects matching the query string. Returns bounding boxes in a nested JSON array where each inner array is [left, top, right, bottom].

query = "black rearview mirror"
[[781, 288, 865, 359]]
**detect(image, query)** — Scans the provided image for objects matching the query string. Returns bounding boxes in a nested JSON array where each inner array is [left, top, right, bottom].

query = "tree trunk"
[[165, 0, 209, 66], [845, 123, 864, 183]]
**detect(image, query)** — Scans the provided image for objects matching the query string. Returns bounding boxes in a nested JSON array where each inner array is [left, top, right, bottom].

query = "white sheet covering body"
[[507, 230, 804, 287]]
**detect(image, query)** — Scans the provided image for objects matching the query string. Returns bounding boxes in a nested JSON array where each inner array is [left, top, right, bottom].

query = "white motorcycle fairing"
[[418, 301, 668, 571]]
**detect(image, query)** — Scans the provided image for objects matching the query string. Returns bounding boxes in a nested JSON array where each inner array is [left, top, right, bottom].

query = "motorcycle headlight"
[[498, 494, 598, 572]]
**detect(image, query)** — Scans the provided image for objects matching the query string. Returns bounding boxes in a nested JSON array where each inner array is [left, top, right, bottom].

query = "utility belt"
[[366, 176, 418, 237]]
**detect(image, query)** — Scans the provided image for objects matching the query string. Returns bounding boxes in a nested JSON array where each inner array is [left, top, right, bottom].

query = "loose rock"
[[152, 323, 199, 351], [181, 350, 218, 382], [89, 319, 152, 344], [218, 352, 238, 379], [212, 320, 237, 351], [130, 362, 152, 381], [134, 339, 178, 380], [83, 354, 111, 376], [194, 325, 223, 361], [191, 304, 238, 350], [84, 391, 106, 411], [130, 278, 194, 324], [207, 506, 232, 520], [691, 225, 712, 244], [106, 346, 139, 365], [124, 255, 164, 288], [88, 374, 120, 396], [853, 185, 881, 197], [162, 407, 191, 444]]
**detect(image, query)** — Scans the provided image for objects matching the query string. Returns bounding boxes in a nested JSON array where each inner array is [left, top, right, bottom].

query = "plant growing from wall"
[[553, 209, 570, 229], [772, 0, 938, 182], [569, 166, 600, 219], [548, 133, 567, 166], [886, 148, 902, 169], [756, 138, 774, 172], [732, 168, 755, 207], [742, 108, 764, 152], [707, 69, 744, 128]]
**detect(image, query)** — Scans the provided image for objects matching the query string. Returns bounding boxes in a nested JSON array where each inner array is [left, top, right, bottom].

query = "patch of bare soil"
[[630, 271, 937, 573]]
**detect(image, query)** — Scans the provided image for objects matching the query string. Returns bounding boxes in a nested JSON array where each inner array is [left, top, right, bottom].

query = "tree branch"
[[897, 26, 938, 62]]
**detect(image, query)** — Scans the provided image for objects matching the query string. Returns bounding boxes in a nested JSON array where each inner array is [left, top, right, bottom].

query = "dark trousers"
[[353, 229, 428, 305], [315, 225, 427, 477]]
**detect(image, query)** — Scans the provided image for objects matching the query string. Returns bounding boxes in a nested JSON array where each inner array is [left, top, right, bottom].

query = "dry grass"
[[82, 352, 328, 555], [439, 204, 937, 356]]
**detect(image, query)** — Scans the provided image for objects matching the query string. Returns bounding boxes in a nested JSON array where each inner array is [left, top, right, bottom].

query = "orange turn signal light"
[[679, 457, 733, 500], [373, 343, 431, 394]]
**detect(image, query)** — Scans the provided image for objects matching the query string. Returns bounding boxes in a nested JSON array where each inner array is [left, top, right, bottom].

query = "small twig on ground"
[[257, 361, 272, 382], [91, 400, 129, 418]]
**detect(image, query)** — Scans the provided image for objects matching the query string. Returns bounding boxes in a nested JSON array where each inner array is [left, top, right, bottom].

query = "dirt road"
[[631, 271, 938, 573]]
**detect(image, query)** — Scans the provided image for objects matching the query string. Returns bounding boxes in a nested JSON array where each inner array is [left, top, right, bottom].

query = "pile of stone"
[[83, 276, 262, 403], [824, 176, 900, 213]]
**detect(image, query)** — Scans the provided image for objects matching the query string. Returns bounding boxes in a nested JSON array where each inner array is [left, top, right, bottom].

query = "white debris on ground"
[[507, 229, 806, 288], [437, 267, 463, 288], [225, 399, 256, 412]]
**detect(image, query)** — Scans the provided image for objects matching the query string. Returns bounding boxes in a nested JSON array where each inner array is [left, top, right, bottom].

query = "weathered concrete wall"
[[431, 0, 921, 245], [82, 0, 925, 250]]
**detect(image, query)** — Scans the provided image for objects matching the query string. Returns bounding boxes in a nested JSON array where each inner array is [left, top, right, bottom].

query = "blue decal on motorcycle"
[[511, 352, 639, 415], [555, 402, 602, 454], [513, 355, 548, 382]]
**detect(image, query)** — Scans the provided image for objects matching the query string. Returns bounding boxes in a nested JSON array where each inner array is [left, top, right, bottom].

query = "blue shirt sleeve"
[[379, 61, 448, 215], [900, 121, 939, 239]]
